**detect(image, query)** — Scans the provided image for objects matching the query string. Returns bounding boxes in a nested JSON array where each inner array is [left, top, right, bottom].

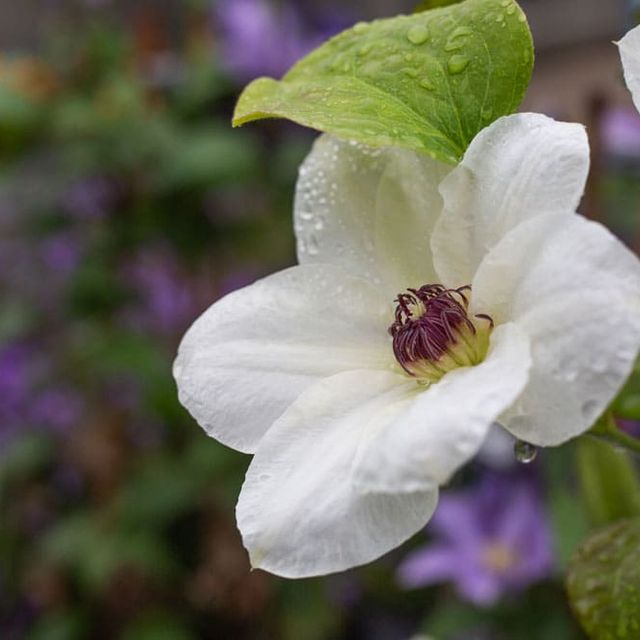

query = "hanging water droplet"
[[407, 24, 429, 45], [514, 440, 538, 464], [448, 55, 470, 75]]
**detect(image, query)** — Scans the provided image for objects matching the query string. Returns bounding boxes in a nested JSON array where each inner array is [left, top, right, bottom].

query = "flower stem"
[[589, 413, 640, 458]]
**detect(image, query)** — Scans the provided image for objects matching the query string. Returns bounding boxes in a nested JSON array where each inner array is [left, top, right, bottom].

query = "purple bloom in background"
[[601, 106, 640, 158], [62, 176, 117, 220], [620, 419, 640, 438], [398, 473, 554, 607], [214, 0, 345, 81], [40, 232, 83, 277], [30, 387, 82, 435], [120, 246, 196, 335], [0, 343, 38, 444]]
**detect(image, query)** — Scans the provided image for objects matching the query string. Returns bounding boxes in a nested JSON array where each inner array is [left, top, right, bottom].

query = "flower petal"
[[619, 25, 640, 114], [354, 323, 531, 494], [236, 369, 438, 578], [472, 213, 640, 446], [397, 545, 462, 588], [174, 264, 393, 454], [431, 113, 590, 287], [295, 134, 450, 295]]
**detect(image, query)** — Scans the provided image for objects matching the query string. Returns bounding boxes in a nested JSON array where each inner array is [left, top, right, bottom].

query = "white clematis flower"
[[174, 112, 640, 578], [619, 24, 640, 113]]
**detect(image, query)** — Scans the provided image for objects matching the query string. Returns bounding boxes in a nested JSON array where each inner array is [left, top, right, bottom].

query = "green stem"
[[589, 413, 640, 458]]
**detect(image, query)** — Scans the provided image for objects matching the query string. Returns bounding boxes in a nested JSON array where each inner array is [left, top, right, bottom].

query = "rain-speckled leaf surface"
[[233, 0, 533, 164], [566, 518, 640, 639]]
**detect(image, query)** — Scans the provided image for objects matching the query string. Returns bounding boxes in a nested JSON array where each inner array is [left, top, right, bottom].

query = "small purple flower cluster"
[[398, 471, 555, 607]]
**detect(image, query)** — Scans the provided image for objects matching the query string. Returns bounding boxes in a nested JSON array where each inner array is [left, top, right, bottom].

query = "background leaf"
[[233, 0, 533, 164], [576, 436, 640, 527], [566, 518, 640, 640]]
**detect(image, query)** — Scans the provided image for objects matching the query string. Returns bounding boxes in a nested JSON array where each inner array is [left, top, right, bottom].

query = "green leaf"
[[566, 518, 640, 639], [576, 436, 640, 528], [233, 0, 533, 164]]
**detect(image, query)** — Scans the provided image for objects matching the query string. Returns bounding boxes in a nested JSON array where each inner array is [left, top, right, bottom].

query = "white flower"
[[174, 113, 640, 578], [619, 25, 640, 113]]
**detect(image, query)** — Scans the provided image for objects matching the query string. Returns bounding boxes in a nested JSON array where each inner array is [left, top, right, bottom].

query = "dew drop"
[[495, 13, 505, 23], [403, 68, 419, 78], [447, 54, 470, 75], [420, 78, 435, 90], [506, 5, 516, 15], [407, 24, 429, 45], [518, 12, 527, 22], [445, 26, 473, 51], [514, 440, 538, 464], [358, 43, 373, 57]]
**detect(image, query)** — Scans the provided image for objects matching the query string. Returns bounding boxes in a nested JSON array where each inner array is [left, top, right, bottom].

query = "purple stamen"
[[389, 284, 491, 377]]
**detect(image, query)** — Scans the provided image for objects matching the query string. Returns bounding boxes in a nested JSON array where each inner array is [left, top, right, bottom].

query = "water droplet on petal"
[[448, 54, 470, 75], [514, 440, 538, 464], [407, 24, 429, 45]]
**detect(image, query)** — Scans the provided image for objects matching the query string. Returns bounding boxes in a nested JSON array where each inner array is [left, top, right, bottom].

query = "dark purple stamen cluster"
[[389, 284, 476, 376]]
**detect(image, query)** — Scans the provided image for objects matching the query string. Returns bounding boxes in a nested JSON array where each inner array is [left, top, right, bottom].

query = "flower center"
[[388, 284, 493, 384], [482, 542, 519, 574]]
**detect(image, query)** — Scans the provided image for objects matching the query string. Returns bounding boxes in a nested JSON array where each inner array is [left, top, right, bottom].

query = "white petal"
[[354, 323, 531, 494], [236, 369, 438, 578], [295, 134, 450, 295], [431, 113, 590, 287], [174, 265, 393, 454], [472, 213, 640, 446], [619, 25, 640, 114]]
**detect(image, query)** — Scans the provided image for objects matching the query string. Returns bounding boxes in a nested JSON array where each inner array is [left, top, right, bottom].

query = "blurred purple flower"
[[602, 106, 640, 158], [620, 419, 640, 438], [398, 473, 554, 607], [62, 176, 118, 220], [214, 0, 345, 81], [0, 342, 83, 447], [40, 232, 83, 277], [30, 387, 82, 435], [121, 247, 196, 335]]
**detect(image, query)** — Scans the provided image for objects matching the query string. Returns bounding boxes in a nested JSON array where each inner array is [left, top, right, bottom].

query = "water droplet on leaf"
[[407, 25, 429, 45], [448, 54, 470, 75], [514, 440, 538, 464], [420, 78, 435, 90]]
